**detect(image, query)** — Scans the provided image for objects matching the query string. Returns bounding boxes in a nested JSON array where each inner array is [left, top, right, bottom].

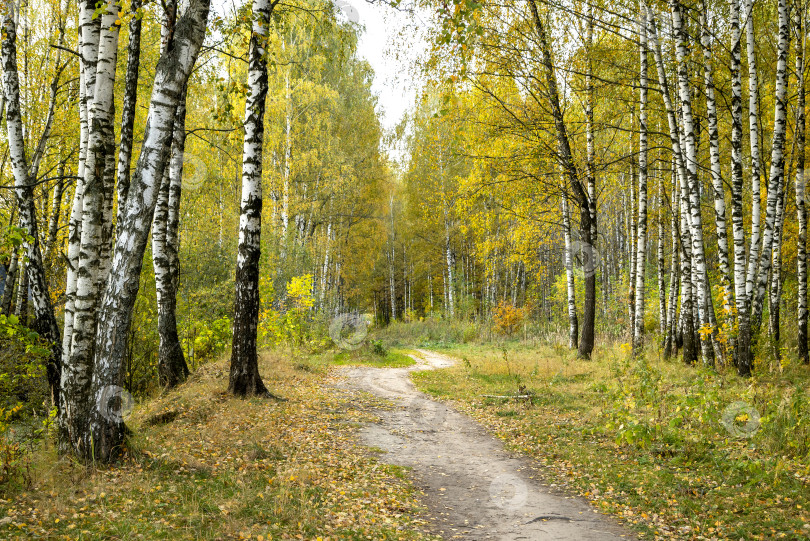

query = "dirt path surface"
[[338, 349, 637, 540]]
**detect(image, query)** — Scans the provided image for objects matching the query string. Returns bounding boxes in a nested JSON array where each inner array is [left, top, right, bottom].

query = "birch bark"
[[84, 0, 211, 461], [229, 0, 275, 397]]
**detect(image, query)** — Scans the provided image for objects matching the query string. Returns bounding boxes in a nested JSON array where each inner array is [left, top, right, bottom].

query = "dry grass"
[[0, 350, 438, 540]]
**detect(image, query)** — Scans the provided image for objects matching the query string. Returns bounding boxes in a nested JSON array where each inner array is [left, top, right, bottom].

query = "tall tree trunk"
[[747, 0, 791, 372], [153, 93, 190, 388], [62, 0, 101, 382], [730, 0, 750, 372], [633, 16, 649, 354], [664, 164, 680, 358], [529, 0, 595, 358], [229, 0, 274, 397], [702, 2, 733, 343], [82, 0, 211, 462], [745, 0, 763, 302], [671, 0, 715, 365], [769, 175, 787, 359], [1, 7, 63, 412], [63, 0, 121, 451], [796, 5, 809, 364], [657, 176, 667, 336], [647, 5, 697, 363]]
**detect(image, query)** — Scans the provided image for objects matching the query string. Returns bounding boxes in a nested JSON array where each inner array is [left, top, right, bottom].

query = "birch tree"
[[796, 5, 808, 364], [229, 0, 279, 397], [745, 0, 791, 375], [632, 11, 649, 354], [77, 0, 211, 461]]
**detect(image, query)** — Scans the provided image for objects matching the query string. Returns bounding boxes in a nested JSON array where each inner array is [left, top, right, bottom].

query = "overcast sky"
[[341, 0, 427, 153]]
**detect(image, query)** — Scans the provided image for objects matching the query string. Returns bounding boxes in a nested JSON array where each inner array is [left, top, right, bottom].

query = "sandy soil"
[[337, 349, 638, 540]]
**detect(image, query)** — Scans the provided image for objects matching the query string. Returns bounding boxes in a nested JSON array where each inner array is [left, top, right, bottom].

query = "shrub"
[[493, 301, 524, 338]]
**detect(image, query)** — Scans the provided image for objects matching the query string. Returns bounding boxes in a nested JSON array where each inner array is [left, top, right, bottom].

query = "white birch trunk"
[[633, 15, 649, 353], [745, 0, 763, 301], [562, 189, 578, 349], [83, 0, 211, 461], [747, 0, 791, 370], [796, 5, 809, 364]]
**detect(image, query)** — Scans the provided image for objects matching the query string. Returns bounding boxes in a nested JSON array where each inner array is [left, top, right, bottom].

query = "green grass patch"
[[410, 341, 810, 541], [330, 348, 416, 368]]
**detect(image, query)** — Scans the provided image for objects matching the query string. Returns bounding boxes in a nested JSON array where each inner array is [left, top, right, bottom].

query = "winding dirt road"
[[339, 349, 637, 540]]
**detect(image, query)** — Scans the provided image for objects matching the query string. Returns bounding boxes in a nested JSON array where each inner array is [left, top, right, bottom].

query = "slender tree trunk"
[[747, 0, 791, 372], [657, 176, 667, 336], [745, 0, 763, 302], [1, 8, 62, 411], [62, 0, 101, 381], [116, 0, 142, 218], [796, 5, 809, 364], [633, 16, 649, 354], [702, 2, 733, 339], [770, 174, 786, 360], [1, 249, 18, 314], [647, 6, 696, 363], [671, 0, 715, 365], [82, 0, 211, 462], [664, 165, 680, 358], [14, 258, 28, 326], [562, 188, 578, 349], [229, 0, 274, 397], [729, 0, 750, 372], [529, 0, 595, 358]]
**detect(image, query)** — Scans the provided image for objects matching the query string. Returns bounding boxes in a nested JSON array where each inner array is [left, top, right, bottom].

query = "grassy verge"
[[0, 350, 437, 540], [412, 342, 810, 541], [329, 347, 416, 369]]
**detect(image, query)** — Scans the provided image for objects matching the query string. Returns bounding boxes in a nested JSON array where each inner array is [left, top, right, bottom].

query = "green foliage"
[[193, 316, 234, 360], [0, 314, 52, 493]]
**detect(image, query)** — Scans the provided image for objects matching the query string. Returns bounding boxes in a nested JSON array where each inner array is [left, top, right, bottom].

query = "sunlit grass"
[[412, 340, 810, 541]]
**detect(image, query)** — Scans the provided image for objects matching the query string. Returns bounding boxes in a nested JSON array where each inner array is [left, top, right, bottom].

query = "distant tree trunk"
[[795, 6, 809, 364], [229, 0, 274, 397], [562, 187, 578, 349], [82, 0, 211, 462], [633, 16, 649, 354], [657, 178, 667, 336], [116, 0, 142, 217], [628, 168, 637, 334], [529, 0, 595, 358], [663, 165, 680, 358], [747, 0, 791, 372], [43, 168, 65, 267], [1, 8, 62, 410]]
